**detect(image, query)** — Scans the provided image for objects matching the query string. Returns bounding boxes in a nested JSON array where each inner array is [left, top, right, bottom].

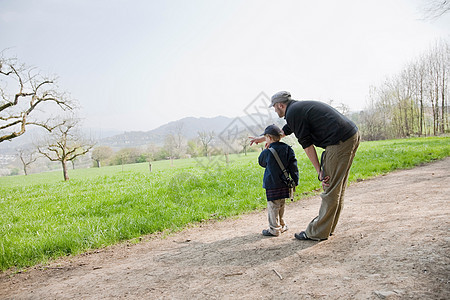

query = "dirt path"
[[1, 158, 449, 299]]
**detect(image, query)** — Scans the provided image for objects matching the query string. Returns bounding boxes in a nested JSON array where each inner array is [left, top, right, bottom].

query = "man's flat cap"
[[269, 91, 291, 107]]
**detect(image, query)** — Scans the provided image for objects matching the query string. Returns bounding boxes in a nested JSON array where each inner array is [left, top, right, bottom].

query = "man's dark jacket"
[[282, 100, 358, 149]]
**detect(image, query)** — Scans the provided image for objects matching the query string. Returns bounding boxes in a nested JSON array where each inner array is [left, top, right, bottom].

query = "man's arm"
[[249, 136, 265, 146], [249, 131, 286, 148], [304, 145, 330, 187], [303, 145, 320, 174]]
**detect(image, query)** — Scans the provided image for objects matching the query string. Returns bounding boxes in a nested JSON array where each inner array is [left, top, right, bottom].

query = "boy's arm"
[[258, 150, 267, 167]]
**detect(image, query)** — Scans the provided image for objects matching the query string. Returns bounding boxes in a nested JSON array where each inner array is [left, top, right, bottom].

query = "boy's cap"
[[261, 124, 282, 136], [269, 91, 291, 107]]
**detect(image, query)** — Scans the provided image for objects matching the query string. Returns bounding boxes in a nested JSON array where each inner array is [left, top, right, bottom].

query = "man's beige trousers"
[[306, 132, 360, 240]]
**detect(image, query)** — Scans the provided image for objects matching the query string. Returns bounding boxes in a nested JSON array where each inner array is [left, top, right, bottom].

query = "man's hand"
[[319, 170, 330, 189], [249, 136, 265, 146]]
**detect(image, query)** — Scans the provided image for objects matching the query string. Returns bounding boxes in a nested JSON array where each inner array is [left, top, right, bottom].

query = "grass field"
[[0, 137, 449, 271]]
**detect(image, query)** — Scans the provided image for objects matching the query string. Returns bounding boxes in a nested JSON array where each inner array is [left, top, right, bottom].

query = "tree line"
[[358, 40, 449, 140], [91, 129, 261, 168], [8, 129, 261, 177]]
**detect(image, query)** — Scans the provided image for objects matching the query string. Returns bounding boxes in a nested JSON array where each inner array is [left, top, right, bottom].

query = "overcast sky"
[[1, 0, 449, 133]]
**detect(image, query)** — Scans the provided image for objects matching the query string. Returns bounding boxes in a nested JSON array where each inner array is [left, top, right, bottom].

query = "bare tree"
[[17, 148, 38, 175], [425, 40, 449, 135], [91, 146, 114, 167], [187, 139, 202, 157], [336, 103, 350, 116], [360, 93, 390, 141], [111, 147, 146, 166], [436, 41, 449, 133], [164, 134, 179, 160], [171, 122, 185, 155], [412, 57, 427, 136], [0, 54, 74, 143], [239, 133, 250, 155], [197, 131, 215, 157], [37, 117, 95, 181], [360, 40, 449, 139], [420, 0, 450, 20]]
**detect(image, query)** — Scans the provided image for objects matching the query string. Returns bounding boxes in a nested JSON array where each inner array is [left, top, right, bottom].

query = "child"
[[258, 124, 299, 237]]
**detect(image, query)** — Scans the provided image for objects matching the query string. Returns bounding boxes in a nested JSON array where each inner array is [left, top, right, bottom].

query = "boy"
[[258, 124, 299, 237]]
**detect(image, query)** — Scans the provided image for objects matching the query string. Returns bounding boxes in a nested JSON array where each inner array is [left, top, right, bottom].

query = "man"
[[250, 91, 360, 241]]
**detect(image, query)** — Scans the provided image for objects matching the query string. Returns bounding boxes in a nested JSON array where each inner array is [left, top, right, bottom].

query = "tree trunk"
[[441, 67, 446, 133], [62, 160, 69, 181], [403, 101, 410, 136], [419, 79, 424, 136], [435, 72, 440, 135], [431, 88, 436, 135]]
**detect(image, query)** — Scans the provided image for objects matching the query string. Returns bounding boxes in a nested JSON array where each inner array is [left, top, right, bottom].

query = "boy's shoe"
[[262, 229, 278, 237], [281, 225, 289, 233]]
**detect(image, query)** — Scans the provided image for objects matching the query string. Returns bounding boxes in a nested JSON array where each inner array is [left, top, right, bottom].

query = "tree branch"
[[1, 55, 76, 143]]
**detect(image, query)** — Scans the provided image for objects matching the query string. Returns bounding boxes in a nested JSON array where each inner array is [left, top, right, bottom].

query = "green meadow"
[[0, 137, 449, 271]]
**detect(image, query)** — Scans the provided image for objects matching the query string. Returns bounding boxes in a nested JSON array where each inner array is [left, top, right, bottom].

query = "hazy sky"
[[1, 0, 449, 132]]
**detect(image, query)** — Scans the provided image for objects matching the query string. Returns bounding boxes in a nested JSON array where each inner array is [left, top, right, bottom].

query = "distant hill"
[[98, 114, 285, 149], [0, 127, 122, 155], [0, 114, 285, 153]]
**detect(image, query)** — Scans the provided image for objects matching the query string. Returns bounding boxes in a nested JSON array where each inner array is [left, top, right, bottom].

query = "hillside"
[[99, 116, 231, 148], [98, 114, 285, 148]]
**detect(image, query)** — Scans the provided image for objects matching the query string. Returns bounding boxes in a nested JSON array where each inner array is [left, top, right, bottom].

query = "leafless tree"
[[420, 0, 450, 20], [111, 147, 147, 166], [197, 131, 215, 157], [411, 57, 427, 136], [239, 133, 250, 155], [171, 122, 185, 154], [91, 146, 114, 167], [164, 134, 179, 160], [359, 40, 449, 140], [162, 123, 187, 161], [37, 117, 95, 181], [336, 103, 350, 116], [17, 148, 38, 175], [425, 40, 449, 135], [187, 139, 202, 157], [0, 54, 75, 143], [360, 87, 387, 140]]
